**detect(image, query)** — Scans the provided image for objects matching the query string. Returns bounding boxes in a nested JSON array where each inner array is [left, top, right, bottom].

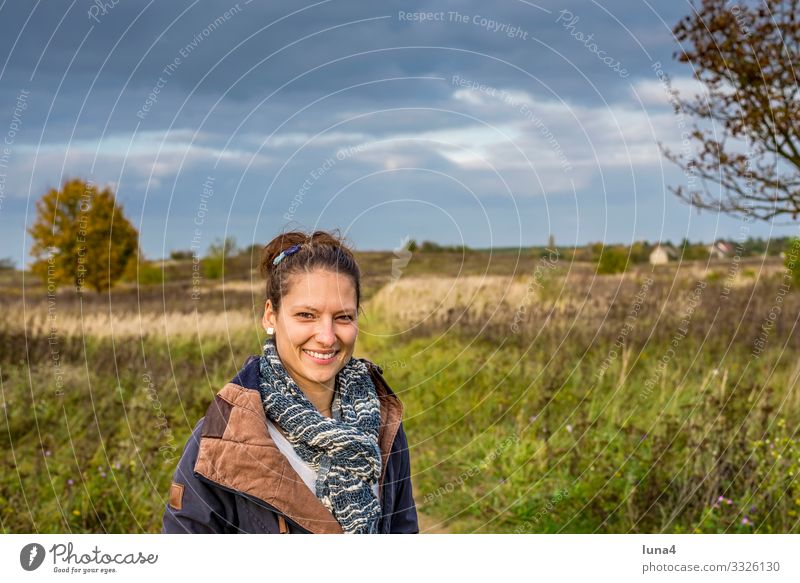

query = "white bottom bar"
[[1, 534, 797, 582]]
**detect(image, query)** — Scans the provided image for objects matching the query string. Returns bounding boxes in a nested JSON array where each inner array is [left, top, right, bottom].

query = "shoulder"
[[229, 355, 261, 390], [183, 356, 269, 449], [200, 355, 263, 421]]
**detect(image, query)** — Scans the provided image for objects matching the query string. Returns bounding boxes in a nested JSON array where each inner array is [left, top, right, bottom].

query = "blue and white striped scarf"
[[257, 338, 382, 534]]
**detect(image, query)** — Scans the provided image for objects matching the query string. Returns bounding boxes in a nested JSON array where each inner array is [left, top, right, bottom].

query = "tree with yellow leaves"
[[28, 178, 139, 292]]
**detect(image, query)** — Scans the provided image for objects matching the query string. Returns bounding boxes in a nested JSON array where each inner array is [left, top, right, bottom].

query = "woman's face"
[[262, 269, 359, 391]]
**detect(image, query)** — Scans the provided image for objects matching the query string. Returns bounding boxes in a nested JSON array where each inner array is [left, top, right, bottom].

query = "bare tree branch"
[[664, 0, 800, 221]]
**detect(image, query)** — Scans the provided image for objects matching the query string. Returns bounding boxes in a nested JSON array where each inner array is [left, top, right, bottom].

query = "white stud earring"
[[267, 327, 274, 335]]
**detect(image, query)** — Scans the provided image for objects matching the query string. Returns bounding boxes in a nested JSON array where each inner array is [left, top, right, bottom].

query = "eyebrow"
[[294, 305, 356, 315]]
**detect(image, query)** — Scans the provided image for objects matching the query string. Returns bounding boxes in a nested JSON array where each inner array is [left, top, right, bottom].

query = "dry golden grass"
[[206, 280, 263, 294], [6, 257, 788, 344], [369, 275, 522, 322], [364, 258, 795, 345], [10, 308, 260, 340]]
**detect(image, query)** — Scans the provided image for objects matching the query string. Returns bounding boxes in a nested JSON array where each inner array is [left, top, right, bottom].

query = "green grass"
[[358, 328, 800, 533], [0, 334, 245, 533], [3, 254, 800, 533]]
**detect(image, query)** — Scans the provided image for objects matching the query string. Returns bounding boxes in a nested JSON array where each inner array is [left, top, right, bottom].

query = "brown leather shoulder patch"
[[202, 394, 234, 438], [169, 482, 184, 510]]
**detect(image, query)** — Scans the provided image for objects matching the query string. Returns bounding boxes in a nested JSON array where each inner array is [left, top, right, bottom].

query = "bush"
[[201, 237, 236, 279], [202, 256, 224, 279], [597, 247, 629, 274], [169, 250, 193, 261], [784, 238, 800, 288], [137, 262, 165, 285]]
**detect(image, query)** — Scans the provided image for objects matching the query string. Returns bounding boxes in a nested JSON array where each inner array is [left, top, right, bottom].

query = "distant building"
[[708, 240, 733, 259], [649, 244, 677, 265]]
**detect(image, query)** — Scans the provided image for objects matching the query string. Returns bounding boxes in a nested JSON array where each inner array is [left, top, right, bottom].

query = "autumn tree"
[[28, 178, 139, 292], [664, 0, 800, 221]]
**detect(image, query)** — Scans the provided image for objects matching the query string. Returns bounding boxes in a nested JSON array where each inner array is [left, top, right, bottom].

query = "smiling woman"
[[162, 230, 418, 534]]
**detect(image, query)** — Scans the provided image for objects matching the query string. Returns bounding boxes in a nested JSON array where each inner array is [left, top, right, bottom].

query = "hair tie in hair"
[[272, 244, 302, 266]]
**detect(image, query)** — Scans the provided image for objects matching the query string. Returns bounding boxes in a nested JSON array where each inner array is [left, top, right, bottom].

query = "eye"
[[338, 314, 355, 322], [297, 312, 315, 319]]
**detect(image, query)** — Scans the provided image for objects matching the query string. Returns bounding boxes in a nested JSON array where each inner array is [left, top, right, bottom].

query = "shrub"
[[597, 247, 629, 274], [784, 238, 800, 288], [137, 262, 165, 285]]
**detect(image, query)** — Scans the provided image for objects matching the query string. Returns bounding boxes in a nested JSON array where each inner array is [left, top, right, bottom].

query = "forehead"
[[283, 269, 357, 309]]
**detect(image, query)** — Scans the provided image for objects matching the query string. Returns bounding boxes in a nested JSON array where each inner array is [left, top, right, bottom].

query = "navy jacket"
[[162, 356, 418, 534]]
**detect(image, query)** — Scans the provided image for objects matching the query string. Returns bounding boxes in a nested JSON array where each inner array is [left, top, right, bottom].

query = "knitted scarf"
[[257, 338, 383, 534]]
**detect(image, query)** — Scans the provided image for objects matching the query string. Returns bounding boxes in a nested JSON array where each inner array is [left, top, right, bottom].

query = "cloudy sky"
[[0, 0, 792, 265]]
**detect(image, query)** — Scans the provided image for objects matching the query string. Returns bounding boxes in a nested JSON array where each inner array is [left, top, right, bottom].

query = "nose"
[[314, 317, 336, 346]]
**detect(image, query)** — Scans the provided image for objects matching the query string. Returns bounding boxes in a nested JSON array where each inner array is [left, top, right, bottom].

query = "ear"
[[262, 300, 276, 331]]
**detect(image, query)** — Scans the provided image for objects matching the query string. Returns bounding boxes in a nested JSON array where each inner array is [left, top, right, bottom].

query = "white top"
[[266, 419, 380, 500]]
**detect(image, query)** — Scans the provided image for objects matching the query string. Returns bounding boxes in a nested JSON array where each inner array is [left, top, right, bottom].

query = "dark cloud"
[[0, 0, 793, 265]]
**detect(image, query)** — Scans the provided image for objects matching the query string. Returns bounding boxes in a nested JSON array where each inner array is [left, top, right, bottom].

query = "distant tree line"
[[561, 237, 796, 275], [401, 240, 471, 253], [23, 178, 800, 290]]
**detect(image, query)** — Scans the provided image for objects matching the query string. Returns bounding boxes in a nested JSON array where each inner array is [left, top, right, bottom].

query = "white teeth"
[[304, 349, 337, 360]]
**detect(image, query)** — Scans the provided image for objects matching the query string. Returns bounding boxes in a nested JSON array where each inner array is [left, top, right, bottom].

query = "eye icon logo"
[[20, 543, 46, 571]]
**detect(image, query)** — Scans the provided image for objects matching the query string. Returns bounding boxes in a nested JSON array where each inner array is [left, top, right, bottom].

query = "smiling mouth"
[[303, 349, 339, 362]]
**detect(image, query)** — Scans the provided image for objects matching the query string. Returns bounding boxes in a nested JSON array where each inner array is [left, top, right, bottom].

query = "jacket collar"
[[193, 356, 403, 534]]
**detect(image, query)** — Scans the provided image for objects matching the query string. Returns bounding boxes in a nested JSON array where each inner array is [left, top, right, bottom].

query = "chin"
[[318, 373, 337, 385], [300, 359, 336, 377]]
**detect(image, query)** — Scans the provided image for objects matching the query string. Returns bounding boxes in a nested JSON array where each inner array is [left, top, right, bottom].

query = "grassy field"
[[2, 251, 799, 533]]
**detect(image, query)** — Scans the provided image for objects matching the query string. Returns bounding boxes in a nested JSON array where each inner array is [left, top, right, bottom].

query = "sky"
[[0, 0, 796, 266]]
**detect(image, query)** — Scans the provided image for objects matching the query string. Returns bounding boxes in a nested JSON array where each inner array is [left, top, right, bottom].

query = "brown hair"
[[260, 229, 361, 313]]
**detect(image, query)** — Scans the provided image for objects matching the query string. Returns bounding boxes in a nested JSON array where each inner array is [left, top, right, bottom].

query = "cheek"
[[279, 318, 308, 344], [343, 325, 358, 345], [277, 327, 303, 360]]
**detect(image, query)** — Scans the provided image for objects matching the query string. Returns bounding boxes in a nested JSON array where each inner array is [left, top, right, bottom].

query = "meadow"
[[2, 251, 799, 533]]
